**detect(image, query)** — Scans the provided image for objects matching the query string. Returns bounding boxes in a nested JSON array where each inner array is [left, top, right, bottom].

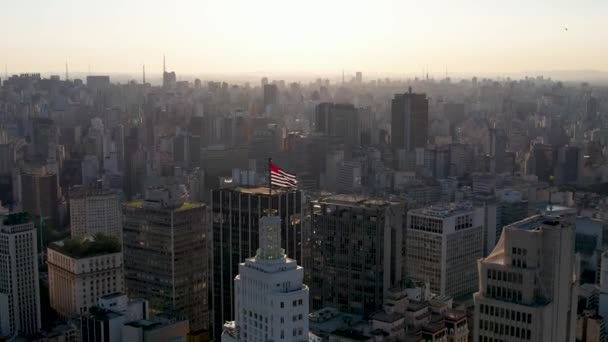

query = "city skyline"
[[3, 0, 608, 77]]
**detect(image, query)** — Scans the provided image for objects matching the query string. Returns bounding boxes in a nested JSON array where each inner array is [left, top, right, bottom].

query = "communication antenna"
[[65, 61, 69, 81]]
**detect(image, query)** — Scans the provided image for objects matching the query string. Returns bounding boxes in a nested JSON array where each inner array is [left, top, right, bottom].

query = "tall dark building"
[[210, 186, 304, 338], [123, 187, 208, 333], [314, 103, 361, 146], [31, 117, 58, 162], [263, 84, 278, 109], [310, 195, 405, 316], [557, 145, 580, 184], [21, 173, 60, 227], [391, 88, 429, 151]]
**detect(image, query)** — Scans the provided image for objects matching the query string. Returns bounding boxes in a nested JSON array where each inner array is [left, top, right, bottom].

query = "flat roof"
[[317, 194, 402, 208]]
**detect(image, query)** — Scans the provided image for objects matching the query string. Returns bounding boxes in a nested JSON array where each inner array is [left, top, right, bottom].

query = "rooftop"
[[123, 201, 202, 212], [410, 202, 474, 218], [316, 194, 402, 208], [49, 234, 121, 258], [2, 212, 31, 226]]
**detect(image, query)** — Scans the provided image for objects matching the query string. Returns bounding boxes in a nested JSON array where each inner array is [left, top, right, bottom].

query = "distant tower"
[[65, 61, 69, 81], [142, 64, 146, 85]]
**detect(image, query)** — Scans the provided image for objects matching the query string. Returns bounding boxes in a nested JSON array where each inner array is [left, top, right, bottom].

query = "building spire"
[[142, 64, 146, 84], [65, 61, 69, 81], [256, 216, 284, 260]]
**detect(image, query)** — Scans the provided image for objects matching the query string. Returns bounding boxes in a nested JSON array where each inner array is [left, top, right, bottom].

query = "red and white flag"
[[270, 161, 297, 189]]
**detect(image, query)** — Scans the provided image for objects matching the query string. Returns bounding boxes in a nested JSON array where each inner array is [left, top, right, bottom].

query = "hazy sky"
[[3, 0, 608, 76]]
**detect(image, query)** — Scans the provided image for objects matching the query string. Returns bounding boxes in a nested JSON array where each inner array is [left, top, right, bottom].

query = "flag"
[[270, 161, 297, 189]]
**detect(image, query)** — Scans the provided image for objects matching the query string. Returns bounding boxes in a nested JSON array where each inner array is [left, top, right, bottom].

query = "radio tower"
[[65, 61, 69, 81]]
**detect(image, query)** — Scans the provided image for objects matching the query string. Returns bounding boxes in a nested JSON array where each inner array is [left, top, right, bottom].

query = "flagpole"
[[268, 157, 272, 216]]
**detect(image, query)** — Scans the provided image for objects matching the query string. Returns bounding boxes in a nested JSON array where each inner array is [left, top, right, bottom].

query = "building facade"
[[0, 213, 41, 336], [69, 184, 121, 240], [473, 215, 579, 341], [123, 187, 208, 333], [406, 202, 484, 298], [47, 237, 124, 318], [391, 89, 429, 152], [221, 216, 309, 342], [310, 195, 405, 316]]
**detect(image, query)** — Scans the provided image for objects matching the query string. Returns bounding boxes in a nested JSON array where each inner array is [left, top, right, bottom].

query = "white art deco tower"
[[222, 216, 309, 342]]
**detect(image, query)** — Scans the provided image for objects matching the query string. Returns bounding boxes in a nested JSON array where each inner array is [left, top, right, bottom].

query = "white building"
[[80, 293, 148, 342], [48, 236, 124, 318], [69, 184, 122, 240], [474, 215, 579, 341], [0, 213, 42, 337], [406, 202, 484, 298], [222, 216, 309, 342]]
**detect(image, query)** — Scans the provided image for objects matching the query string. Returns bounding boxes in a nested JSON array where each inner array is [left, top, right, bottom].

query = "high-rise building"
[[391, 88, 429, 151], [48, 235, 124, 319], [0, 213, 41, 336], [473, 215, 578, 341], [221, 216, 309, 342], [314, 103, 361, 146], [310, 195, 405, 316], [69, 183, 121, 240], [21, 172, 60, 227], [263, 84, 278, 111], [31, 117, 58, 162], [406, 202, 484, 298], [123, 186, 208, 333], [210, 186, 304, 338]]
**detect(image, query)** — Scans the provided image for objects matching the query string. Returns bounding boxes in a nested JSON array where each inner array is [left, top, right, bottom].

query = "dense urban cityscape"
[[3, 1, 608, 341]]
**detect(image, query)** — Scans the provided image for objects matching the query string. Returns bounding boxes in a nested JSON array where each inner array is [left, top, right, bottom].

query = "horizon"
[[4, 0, 608, 76]]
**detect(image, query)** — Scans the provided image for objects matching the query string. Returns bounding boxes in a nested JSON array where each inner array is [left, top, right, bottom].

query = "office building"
[[47, 234, 124, 318], [21, 172, 60, 227], [210, 186, 304, 338], [69, 183, 121, 240], [314, 103, 361, 146], [406, 202, 484, 298], [391, 88, 428, 151], [123, 185, 208, 333], [474, 215, 578, 341], [263, 84, 278, 110], [221, 216, 309, 342], [0, 213, 41, 336], [31, 117, 58, 162], [310, 195, 405, 316]]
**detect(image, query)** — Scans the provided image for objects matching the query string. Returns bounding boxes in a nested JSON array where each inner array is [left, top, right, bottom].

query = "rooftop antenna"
[[65, 61, 69, 81]]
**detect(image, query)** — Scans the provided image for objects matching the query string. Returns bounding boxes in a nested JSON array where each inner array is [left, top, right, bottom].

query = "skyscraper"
[[406, 202, 484, 298], [391, 88, 429, 151], [221, 216, 309, 342], [263, 84, 278, 112], [314, 103, 361, 147], [21, 172, 60, 227], [69, 183, 121, 240], [0, 213, 41, 336], [122, 186, 208, 333], [210, 186, 304, 338], [310, 195, 405, 316], [474, 215, 578, 341]]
